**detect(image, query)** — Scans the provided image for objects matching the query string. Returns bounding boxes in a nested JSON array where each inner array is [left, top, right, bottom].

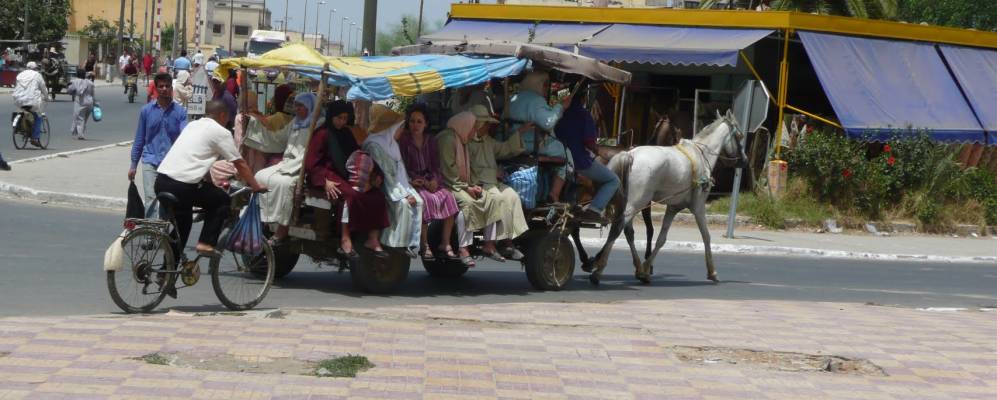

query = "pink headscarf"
[[446, 112, 477, 183]]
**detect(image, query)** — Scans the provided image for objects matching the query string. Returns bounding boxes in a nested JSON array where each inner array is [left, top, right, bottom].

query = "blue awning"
[[799, 31, 986, 143], [939, 45, 997, 145], [577, 25, 772, 66], [421, 19, 609, 51]]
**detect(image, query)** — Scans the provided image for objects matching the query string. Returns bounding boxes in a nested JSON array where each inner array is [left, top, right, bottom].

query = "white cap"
[[26, 61, 37, 70]]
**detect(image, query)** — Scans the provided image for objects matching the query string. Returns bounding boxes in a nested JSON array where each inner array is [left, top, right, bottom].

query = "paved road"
[[1, 85, 145, 161], [2, 198, 995, 317]]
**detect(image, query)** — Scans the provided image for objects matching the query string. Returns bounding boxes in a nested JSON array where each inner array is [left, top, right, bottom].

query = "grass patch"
[[139, 352, 173, 365], [314, 355, 374, 378], [707, 190, 833, 230]]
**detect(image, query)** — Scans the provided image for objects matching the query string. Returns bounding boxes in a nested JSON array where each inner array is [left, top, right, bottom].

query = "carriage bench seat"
[[290, 189, 341, 241]]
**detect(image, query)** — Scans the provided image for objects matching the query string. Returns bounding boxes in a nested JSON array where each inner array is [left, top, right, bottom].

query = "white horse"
[[586, 110, 747, 284]]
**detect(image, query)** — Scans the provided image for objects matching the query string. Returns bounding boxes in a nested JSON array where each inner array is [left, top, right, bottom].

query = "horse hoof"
[[636, 274, 651, 284], [708, 275, 719, 283], [588, 274, 600, 285], [581, 261, 594, 273]]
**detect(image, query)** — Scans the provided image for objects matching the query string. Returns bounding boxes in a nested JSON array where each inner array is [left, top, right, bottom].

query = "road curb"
[[9, 140, 133, 165], [577, 237, 997, 264], [0, 181, 126, 210]]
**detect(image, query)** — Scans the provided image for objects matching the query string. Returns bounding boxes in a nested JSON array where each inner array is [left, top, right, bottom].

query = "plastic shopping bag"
[[506, 166, 538, 210], [92, 104, 103, 122], [222, 193, 264, 255], [103, 234, 125, 271], [126, 181, 146, 219]]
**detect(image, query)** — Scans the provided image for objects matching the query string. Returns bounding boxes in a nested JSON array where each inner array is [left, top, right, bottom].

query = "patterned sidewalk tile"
[[0, 299, 996, 398]]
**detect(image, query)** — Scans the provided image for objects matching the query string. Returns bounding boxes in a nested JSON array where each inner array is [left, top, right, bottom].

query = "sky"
[[265, 0, 496, 41]]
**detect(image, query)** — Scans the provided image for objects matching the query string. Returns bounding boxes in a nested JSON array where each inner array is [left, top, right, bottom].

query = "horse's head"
[[714, 109, 749, 168]]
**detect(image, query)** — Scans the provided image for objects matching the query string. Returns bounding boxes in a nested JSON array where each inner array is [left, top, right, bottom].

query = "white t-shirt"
[[158, 118, 242, 184], [118, 55, 130, 71]]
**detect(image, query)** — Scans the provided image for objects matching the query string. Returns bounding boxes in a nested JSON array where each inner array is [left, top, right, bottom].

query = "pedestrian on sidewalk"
[[68, 70, 96, 140], [129, 72, 188, 217]]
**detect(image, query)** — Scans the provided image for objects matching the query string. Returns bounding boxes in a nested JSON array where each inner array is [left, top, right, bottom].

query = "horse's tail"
[[607, 150, 634, 201]]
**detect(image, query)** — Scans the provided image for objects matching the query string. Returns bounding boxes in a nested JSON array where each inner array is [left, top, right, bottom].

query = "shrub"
[[786, 129, 863, 207]]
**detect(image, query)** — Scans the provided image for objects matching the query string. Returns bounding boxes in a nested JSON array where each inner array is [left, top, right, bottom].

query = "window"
[[234, 25, 251, 36], [212, 23, 223, 34]]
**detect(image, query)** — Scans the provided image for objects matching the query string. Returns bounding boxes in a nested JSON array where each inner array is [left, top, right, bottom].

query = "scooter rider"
[[12, 61, 48, 148]]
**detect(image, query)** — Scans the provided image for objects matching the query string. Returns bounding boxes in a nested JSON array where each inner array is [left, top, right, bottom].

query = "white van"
[[246, 30, 288, 58]]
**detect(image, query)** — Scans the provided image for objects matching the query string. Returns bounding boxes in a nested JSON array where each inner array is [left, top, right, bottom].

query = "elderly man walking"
[[129, 72, 188, 217]]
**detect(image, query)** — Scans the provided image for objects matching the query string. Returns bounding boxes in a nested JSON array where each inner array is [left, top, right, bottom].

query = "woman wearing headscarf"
[[68, 70, 96, 140], [436, 111, 505, 267], [172, 70, 193, 108], [398, 103, 460, 260], [254, 92, 320, 243], [362, 104, 423, 258], [305, 100, 389, 258], [506, 70, 575, 204]]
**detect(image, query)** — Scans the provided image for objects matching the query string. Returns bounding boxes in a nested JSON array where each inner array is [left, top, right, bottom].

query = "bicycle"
[[106, 187, 276, 313], [11, 107, 50, 149]]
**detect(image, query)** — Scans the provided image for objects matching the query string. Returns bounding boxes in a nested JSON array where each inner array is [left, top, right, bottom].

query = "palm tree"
[[699, 0, 898, 19]]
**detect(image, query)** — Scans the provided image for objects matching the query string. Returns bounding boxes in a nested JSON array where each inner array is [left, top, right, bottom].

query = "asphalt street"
[[1, 84, 145, 162], [1, 198, 995, 317]]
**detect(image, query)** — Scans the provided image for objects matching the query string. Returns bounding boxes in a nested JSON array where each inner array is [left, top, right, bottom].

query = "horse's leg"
[[691, 200, 719, 282], [574, 227, 593, 272], [641, 207, 654, 259], [637, 206, 679, 283], [623, 220, 641, 274], [589, 215, 628, 285]]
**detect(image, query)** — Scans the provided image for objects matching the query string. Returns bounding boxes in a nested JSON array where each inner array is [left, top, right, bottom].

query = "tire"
[[37, 118, 50, 149], [523, 232, 575, 291], [271, 245, 300, 279], [350, 244, 410, 294], [211, 241, 275, 311], [12, 114, 29, 150], [107, 228, 176, 313], [423, 220, 469, 278], [128, 88, 135, 103]]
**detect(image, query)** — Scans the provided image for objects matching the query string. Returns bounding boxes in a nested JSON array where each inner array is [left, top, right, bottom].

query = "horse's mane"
[[693, 116, 727, 139]]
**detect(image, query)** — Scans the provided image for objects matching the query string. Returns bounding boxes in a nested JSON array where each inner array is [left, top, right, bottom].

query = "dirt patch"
[[672, 346, 887, 376], [135, 352, 371, 377]]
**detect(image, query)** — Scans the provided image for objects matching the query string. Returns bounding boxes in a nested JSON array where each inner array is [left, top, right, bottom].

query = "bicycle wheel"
[[211, 240, 275, 311], [38, 118, 50, 149], [12, 117, 28, 150], [107, 228, 176, 313]]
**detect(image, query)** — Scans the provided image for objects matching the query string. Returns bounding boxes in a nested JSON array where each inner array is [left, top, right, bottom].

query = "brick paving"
[[1, 300, 995, 399]]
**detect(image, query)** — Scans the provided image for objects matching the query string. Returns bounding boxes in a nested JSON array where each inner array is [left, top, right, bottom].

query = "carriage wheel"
[[350, 242, 410, 294], [422, 220, 469, 278], [524, 231, 575, 291]]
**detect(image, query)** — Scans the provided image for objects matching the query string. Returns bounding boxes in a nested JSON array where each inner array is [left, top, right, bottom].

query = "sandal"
[[460, 256, 476, 268], [421, 247, 435, 261], [481, 250, 506, 263], [364, 245, 389, 259], [437, 246, 459, 260], [405, 248, 419, 259]]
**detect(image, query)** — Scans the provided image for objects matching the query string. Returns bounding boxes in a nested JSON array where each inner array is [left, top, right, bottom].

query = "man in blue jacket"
[[128, 72, 188, 217]]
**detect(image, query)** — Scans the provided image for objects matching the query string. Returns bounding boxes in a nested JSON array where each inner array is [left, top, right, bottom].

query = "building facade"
[[208, 0, 271, 55], [69, 0, 200, 52]]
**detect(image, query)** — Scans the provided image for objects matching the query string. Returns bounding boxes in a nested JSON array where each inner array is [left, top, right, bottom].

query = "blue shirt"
[[131, 101, 188, 169], [173, 57, 192, 71], [555, 101, 597, 170]]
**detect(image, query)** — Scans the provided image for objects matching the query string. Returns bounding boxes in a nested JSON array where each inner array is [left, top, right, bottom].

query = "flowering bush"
[[786, 128, 997, 227]]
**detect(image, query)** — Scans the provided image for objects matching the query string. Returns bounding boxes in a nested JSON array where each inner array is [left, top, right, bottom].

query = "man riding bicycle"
[[12, 62, 48, 148]]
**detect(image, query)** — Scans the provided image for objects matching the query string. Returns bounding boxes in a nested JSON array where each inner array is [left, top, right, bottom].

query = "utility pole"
[[327, 8, 336, 55], [117, 0, 126, 58], [417, 0, 424, 38], [362, 0, 376, 55], [340, 16, 348, 54], [171, 0, 181, 59], [283, 0, 289, 35], [181, 0, 187, 54], [228, 0, 234, 54], [314, 1, 325, 50], [129, 0, 135, 52], [144, 0, 151, 56], [302, 0, 308, 40]]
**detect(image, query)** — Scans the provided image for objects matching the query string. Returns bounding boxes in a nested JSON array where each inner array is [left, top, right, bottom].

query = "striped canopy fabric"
[[220, 43, 527, 101]]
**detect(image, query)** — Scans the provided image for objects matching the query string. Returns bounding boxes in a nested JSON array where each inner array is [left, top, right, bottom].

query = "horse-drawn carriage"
[[220, 42, 633, 294]]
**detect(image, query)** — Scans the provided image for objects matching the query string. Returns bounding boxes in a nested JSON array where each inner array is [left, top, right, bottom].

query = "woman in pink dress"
[[398, 104, 461, 260]]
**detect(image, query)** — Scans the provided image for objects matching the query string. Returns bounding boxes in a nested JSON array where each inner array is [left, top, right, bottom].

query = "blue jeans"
[[141, 163, 160, 218], [579, 162, 620, 213], [30, 111, 41, 140]]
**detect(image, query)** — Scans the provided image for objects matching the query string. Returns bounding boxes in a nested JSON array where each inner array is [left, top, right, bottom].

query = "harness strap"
[[674, 143, 699, 189]]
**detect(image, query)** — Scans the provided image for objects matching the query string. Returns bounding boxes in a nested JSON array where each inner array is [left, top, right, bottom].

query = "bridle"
[[692, 115, 748, 169]]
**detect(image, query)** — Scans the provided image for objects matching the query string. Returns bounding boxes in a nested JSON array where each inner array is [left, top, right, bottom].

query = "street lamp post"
[[356, 26, 362, 55], [314, 1, 326, 50], [350, 22, 357, 55], [346, 24, 352, 56], [327, 8, 336, 55], [302, 0, 308, 40], [340, 17, 348, 55], [283, 0, 289, 35]]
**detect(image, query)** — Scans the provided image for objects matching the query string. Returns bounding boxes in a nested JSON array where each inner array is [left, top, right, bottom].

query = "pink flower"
[[883, 144, 892, 153], [887, 156, 896, 166]]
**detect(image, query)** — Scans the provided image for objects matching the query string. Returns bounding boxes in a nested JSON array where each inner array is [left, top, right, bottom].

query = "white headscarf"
[[364, 118, 411, 190]]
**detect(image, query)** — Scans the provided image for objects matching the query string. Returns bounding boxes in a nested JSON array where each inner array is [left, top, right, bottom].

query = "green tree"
[[160, 24, 175, 52], [80, 16, 117, 53], [0, 0, 72, 43], [896, 0, 996, 31], [374, 15, 442, 56]]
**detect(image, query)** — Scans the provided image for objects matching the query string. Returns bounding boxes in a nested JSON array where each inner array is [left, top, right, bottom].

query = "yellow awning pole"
[[738, 50, 778, 108], [774, 29, 793, 160], [786, 104, 842, 129]]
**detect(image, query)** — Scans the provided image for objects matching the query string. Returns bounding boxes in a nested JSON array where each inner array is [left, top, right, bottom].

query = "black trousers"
[[154, 174, 230, 248]]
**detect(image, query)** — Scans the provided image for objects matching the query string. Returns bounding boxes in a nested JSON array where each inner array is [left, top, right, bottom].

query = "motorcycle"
[[126, 75, 139, 103]]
